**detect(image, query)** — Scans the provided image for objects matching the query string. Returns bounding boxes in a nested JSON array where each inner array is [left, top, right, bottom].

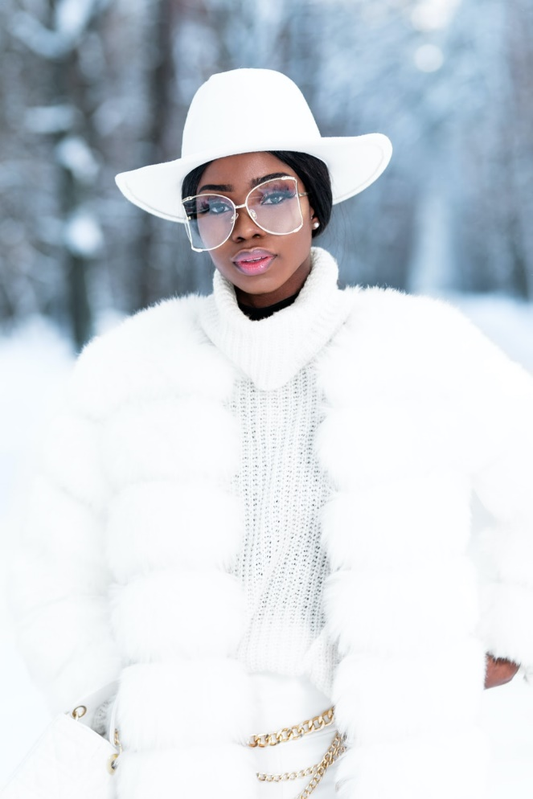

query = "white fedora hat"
[[115, 68, 393, 223]]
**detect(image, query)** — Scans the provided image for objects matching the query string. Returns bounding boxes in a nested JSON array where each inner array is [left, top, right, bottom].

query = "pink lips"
[[232, 249, 276, 276]]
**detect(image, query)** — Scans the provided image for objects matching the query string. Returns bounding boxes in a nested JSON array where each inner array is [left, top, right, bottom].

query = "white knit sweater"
[[200, 249, 354, 697], [230, 369, 337, 696]]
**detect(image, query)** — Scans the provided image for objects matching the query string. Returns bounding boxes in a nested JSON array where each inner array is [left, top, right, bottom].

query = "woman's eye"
[[198, 199, 232, 215], [261, 189, 293, 206], [210, 200, 232, 215]]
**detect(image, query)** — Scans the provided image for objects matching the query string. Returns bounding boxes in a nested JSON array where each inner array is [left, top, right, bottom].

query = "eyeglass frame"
[[181, 175, 310, 252]]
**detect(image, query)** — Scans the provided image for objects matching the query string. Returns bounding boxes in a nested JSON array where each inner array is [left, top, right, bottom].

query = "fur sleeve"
[[8, 377, 122, 714], [453, 311, 533, 682]]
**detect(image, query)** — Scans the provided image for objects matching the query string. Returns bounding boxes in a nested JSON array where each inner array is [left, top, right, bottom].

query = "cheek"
[[206, 250, 232, 277], [288, 224, 313, 258]]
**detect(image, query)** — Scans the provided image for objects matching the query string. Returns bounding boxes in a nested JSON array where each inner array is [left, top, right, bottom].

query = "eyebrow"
[[197, 172, 291, 194], [251, 172, 291, 188]]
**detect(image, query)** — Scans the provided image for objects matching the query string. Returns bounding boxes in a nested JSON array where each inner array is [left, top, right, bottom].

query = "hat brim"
[[115, 133, 392, 223]]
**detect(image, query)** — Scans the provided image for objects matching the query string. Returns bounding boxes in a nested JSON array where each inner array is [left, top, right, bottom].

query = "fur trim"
[[116, 658, 255, 749], [335, 728, 489, 799], [478, 581, 533, 665], [11, 592, 121, 712], [101, 397, 240, 489], [323, 560, 479, 658], [14, 477, 105, 581], [320, 474, 471, 570], [332, 643, 485, 745], [106, 481, 243, 583], [39, 414, 108, 510], [110, 569, 245, 662], [70, 296, 235, 419], [116, 745, 258, 799]]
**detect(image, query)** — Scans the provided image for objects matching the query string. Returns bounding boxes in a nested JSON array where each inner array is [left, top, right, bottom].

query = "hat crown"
[[181, 68, 321, 159], [115, 68, 393, 223]]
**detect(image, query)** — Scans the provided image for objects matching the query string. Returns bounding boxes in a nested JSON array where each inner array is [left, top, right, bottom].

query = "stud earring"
[[312, 220, 320, 230]]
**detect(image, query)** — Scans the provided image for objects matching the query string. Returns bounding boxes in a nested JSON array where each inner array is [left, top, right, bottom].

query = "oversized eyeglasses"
[[182, 176, 309, 252]]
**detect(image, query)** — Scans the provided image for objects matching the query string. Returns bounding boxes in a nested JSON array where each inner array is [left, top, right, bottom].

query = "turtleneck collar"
[[198, 247, 354, 391]]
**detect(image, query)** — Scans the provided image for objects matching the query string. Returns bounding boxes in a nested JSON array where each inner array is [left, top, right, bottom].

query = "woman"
[[10, 68, 533, 799]]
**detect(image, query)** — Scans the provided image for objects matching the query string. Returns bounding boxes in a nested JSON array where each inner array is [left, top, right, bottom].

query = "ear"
[[310, 205, 320, 230]]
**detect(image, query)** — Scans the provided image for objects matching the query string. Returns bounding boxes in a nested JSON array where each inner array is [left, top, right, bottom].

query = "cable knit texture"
[[230, 368, 339, 697], [8, 247, 533, 799]]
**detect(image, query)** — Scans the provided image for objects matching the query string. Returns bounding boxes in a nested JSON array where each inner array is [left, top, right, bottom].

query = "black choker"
[[238, 291, 300, 321]]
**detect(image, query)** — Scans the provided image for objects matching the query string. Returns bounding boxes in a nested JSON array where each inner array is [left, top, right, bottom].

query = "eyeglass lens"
[[182, 177, 304, 251]]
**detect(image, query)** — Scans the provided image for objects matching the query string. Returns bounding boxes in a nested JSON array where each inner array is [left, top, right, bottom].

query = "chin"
[[232, 270, 286, 291]]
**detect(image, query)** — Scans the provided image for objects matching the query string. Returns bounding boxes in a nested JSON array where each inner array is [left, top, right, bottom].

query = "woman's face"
[[196, 152, 317, 307]]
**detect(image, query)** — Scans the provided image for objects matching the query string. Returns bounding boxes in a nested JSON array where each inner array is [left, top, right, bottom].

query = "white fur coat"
[[10, 252, 533, 799]]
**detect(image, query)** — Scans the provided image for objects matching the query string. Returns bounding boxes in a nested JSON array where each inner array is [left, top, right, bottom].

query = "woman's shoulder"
[[83, 293, 205, 353], [339, 284, 481, 351], [347, 284, 471, 328], [339, 284, 532, 397], [68, 293, 216, 418]]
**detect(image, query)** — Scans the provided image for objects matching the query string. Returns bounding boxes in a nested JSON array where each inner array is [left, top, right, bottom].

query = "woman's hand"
[[485, 654, 520, 689]]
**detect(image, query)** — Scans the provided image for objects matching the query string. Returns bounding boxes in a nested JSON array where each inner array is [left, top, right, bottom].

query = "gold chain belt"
[[248, 706, 346, 799], [248, 707, 335, 748]]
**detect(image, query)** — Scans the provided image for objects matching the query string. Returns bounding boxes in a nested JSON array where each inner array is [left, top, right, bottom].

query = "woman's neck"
[[238, 290, 301, 321]]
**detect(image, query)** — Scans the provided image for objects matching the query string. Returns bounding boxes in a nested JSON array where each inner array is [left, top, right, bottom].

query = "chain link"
[[257, 764, 318, 782], [248, 707, 335, 748], [256, 731, 346, 799], [250, 705, 345, 799], [257, 764, 317, 782], [296, 732, 346, 799]]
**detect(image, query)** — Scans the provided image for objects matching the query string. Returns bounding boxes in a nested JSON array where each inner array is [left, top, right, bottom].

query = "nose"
[[231, 205, 264, 242]]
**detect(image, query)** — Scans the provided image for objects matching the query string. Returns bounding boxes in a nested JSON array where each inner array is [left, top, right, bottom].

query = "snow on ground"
[[0, 318, 74, 781], [1, 297, 533, 790]]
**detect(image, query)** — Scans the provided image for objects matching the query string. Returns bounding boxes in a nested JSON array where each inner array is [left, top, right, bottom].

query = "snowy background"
[[1, 0, 533, 791]]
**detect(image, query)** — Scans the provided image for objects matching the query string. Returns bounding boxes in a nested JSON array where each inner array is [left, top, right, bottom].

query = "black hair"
[[181, 151, 332, 238], [181, 161, 214, 202], [270, 152, 332, 237]]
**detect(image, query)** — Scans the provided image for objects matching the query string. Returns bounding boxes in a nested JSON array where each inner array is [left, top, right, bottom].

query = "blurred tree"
[[4, 0, 111, 347], [446, 0, 533, 297], [134, 0, 177, 311], [1, 0, 532, 348]]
